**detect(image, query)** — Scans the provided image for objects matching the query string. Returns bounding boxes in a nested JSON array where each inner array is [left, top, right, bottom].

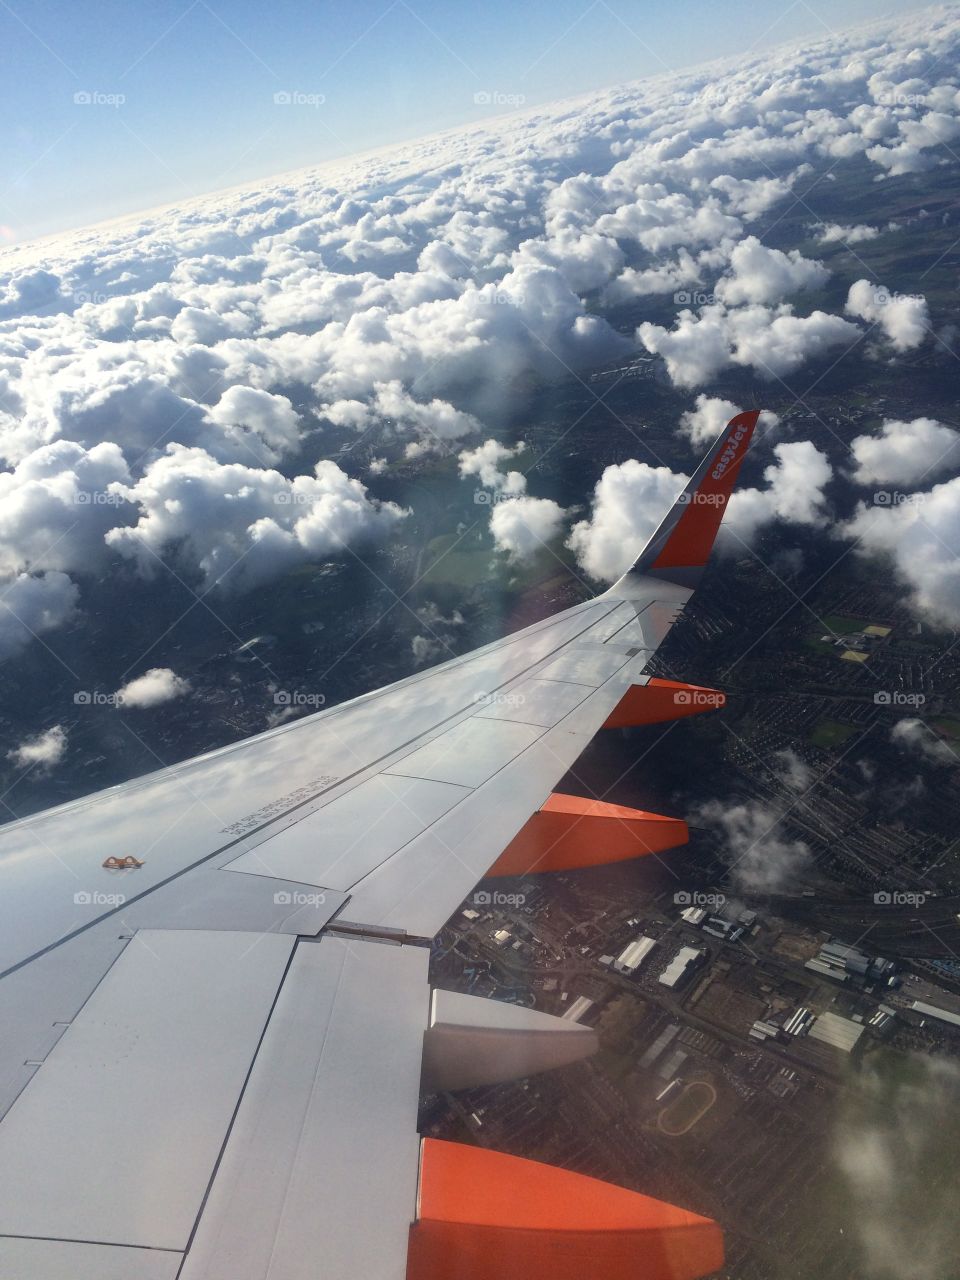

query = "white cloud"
[[774, 747, 814, 791], [714, 236, 830, 306], [567, 459, 688, 582], [815, 222, 881, 244], [114, 667, 191, 709], [694, 797, 812, 893], [679, 395, 779, 446], [710, 169, 809, 220], [458, 438, 526, 494], [106, 446, 408, 589], [850, 417, 960, 486], [0, 440, 132, 578], [846, 279, 929, 350], [567, 437, 830, 582], [207, 386, 301, 462], [725, 440, 833, 546], [6, 724, 67, 772], [843, 478, 960, 626], [638, 303, 859, 387], [0, 3, 956, 655], [489, 495, 566, 560], [890, 718, 956, 765]]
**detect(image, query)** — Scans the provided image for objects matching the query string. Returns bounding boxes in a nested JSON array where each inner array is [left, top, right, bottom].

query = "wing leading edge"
[[0, 412, 760, 1280]]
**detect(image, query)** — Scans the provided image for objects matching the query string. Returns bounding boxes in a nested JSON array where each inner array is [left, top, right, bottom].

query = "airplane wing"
[[0, 411, 759, 1280]]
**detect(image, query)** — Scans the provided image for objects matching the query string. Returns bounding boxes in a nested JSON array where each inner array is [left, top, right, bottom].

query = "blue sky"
[[1, 0, 933, 243]]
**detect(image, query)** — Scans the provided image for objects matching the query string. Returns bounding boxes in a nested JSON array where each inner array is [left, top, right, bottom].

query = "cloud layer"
[[0, 4, 958, 647]]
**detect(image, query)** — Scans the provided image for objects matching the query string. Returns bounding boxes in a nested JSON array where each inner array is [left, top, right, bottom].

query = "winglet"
[[609, 410, 761, 593]]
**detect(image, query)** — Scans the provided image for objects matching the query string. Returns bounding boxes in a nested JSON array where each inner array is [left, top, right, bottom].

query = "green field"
[[810, 719, 859, 749]]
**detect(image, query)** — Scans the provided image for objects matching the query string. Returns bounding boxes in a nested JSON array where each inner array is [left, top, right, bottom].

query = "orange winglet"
[[407, 1139, 724, 1280], [603, 679, 725, 729], [651, 410, 759, 573], [487, 792, 688, 877]]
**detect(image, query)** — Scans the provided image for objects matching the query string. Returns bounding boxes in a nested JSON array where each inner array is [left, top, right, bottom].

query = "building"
[[639, 1023, 681, 1069], [749, 1020, 781, 1041], [614, 936, 657, 975], [562, 995, 596, 1024], [808, 1011, 865, 1053], [912, 1000, 960, 1028], [805, 939, 898, 987], [784, 1006, 813, 1036], [680, 906, 707, 926], [657, 1048, 688, 1080], [659, 946, 706, 989]]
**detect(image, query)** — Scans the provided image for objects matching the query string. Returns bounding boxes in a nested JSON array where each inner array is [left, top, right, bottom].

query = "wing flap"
[[0, 930, 293, 1251], [179, 936, 428, 1280]]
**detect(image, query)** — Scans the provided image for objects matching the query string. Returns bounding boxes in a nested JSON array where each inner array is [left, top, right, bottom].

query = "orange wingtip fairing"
[[408, 1139, 724, 1280], [652, 410, 760, 571], [603, 679, 726, 729], [487, 792, 688, 876]]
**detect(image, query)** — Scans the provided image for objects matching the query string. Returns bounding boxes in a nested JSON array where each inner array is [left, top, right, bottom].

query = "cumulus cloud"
[[567, 459, 687, 582], [106, 446, 407, 589], [679, 395, 779, 446], [694, 796, 812, 893], [0, 2, 957, 658], [725, 440, 833, 546], [207, 386, 301, 462], [489, 495, 566, 560], [843, 479, 960, 626], [458, 438, 526, 494], [638, 303, 860, 387], [6, 724, 67, 772], [568, 437, 830, 582], [114, 667, 191, 709], [710, 169, 810, 220], [849, 416, 960, 486], [846, 279, 929, 350], [714, 236, 830, 306], [0, 440, 132, 578], [815, 222, 881, 244]]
